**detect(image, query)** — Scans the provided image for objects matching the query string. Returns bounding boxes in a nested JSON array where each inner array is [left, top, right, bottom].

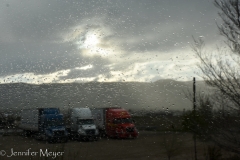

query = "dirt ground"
[[0, 131, 234, 160]]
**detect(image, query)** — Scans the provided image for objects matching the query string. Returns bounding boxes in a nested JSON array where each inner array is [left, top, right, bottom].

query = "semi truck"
[[19, 108, 68, 143], [67, 108, 99, 141], [91, 108, 138, 139]]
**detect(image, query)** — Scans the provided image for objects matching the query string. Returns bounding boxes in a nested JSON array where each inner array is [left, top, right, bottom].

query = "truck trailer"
[[91, 108, 138, 139], [67, 108, 99, 141], [19, 108, 68, 143]]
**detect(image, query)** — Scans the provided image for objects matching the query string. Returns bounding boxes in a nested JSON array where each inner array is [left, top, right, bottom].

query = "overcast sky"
[[0, 0, 223, 83]]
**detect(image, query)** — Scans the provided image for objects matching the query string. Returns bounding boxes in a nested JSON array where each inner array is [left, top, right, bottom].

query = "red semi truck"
[[91, 108, 138, 138]]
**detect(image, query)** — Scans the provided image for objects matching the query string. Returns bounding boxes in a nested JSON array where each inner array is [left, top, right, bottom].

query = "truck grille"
[[85, 129, 95, 135], [126, 127, 135, 132], [54, 130, 65, 136]]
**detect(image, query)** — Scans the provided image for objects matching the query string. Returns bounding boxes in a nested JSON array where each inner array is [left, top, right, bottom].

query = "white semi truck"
[[67, 108, 99, 141]]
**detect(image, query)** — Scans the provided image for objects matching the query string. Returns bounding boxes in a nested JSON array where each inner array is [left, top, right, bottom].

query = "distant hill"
[[0, 80, 210, 113]]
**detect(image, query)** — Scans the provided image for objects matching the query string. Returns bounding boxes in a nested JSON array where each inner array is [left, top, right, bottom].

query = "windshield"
[[2, 0, 238, 160], [44, 119, 63, 127], [77, 119, 94, 125], [113, 118, 133, 124]]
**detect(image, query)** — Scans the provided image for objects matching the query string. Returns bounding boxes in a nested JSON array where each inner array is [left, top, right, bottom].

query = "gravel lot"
[[0, 131, 231, 160]]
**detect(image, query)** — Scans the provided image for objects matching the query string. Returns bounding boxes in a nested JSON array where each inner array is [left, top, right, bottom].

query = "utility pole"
[[193, 77, 197, 160], [193, 77, 196, 111]]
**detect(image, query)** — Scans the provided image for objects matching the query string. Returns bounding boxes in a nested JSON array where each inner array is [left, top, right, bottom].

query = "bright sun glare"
[[69, 28, 114, 57], [77, 32, 100, 49], [85, 34, 99, 46], [75, 31, 111, 57]]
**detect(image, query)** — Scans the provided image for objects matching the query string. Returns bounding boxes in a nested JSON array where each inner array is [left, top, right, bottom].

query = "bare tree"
[[182, 92, 214, 141], [192, 0, 240, 155], [162, 133, 183, 160], [193, 38, 240, 111], [214, 0, 240, 53]]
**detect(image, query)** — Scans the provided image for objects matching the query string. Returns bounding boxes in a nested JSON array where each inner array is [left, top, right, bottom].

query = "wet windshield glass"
[[2, 0, 240, 159], [113, 118, 133, 124], [44, 120, 63, 127], [77, 119, 94, 125]]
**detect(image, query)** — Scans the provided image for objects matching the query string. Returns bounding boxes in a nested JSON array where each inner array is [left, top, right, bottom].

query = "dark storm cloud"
[[0, 0, 114, 76], [0, 0, 220, 81], [0, 1, 100, 42], [0, 41, 110, 76], [102, 0, 219, 53]]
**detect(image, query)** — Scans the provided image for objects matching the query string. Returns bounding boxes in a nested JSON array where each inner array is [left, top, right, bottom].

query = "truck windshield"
[[77, 119, 94, 125], [113, 118, 133, 124], [44, 120, 63, 127]]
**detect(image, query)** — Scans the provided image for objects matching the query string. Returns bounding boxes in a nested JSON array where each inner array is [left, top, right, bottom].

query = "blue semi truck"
[[19, 108, 68, 143]]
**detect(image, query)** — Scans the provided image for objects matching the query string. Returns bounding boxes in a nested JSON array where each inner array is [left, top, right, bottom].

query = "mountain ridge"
[[0, 80, 208, 112]]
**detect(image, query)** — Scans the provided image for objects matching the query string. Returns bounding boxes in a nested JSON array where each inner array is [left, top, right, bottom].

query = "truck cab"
[[106, 108, 138, 138], [69, 108, 99, 141], [39, 113, 68, 142], [20, 108, 68, 143]]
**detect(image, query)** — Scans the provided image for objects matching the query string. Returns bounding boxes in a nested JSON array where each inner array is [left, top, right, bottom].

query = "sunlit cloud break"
[[0, 63, 98, 84]]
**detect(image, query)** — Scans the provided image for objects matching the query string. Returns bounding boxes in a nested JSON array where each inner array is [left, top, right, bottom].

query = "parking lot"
[[0, 131, 219, 160]]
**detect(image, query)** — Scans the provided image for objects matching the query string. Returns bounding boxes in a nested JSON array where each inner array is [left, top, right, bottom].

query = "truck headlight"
[[65, 130, 68, 136], [78, 129, 86, 135], [95, 129, 99, 135], [45, 130, 53, 137]]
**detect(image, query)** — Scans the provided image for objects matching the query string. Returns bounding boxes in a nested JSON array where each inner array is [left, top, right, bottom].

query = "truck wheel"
[[116, 134, 120, 139], [89, 136, 95, 142], [23, 130, 31, 137], [47, 138, 52, 143], [76, 136, 82, 141], [62, 137, 68, 143], [34, 134, 42, 141], [94, 136, 99, 141], [82, 137, 88, 141], [101, 132, 107, 138], [47, 138, 56, 143]]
